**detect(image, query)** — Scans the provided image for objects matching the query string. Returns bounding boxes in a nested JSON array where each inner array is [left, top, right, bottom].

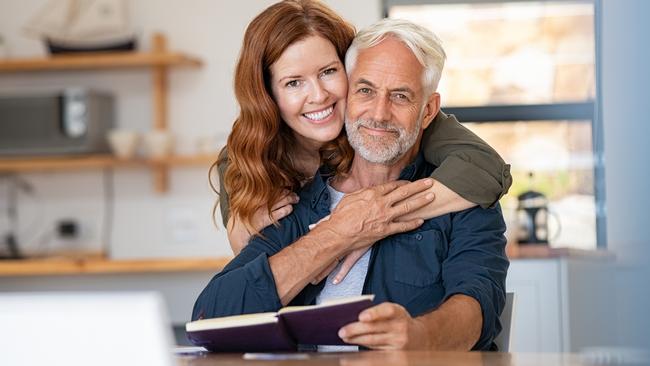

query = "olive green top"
[[217, 111, 511, 227]]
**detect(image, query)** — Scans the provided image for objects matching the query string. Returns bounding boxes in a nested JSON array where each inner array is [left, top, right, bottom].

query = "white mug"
[[107, 129, 139, 159], [144, 130, 174, 159]]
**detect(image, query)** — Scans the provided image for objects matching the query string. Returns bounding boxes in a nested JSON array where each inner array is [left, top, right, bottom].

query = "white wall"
[[600, 0, 650, 351], [0, 0, 381, 259]]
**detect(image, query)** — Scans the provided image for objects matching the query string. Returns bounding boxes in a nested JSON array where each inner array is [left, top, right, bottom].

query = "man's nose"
[[308, 80, 329, 104], [370, 96, 392, 122]]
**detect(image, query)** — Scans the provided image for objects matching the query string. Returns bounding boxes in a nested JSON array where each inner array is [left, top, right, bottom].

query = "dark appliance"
[[0, 89, 114, 156]]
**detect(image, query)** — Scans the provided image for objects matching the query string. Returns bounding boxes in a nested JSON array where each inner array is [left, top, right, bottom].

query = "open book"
[[186, 294, 375, 352]]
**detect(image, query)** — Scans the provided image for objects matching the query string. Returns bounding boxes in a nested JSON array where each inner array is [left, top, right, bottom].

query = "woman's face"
[[269, 35, 348, 151]]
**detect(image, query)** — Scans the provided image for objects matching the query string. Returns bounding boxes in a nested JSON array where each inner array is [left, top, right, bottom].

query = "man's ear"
[[421, 92, 441, 130]]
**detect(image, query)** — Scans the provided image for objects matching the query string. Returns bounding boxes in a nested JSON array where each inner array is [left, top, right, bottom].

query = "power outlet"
[[57, 219, 79, 239]]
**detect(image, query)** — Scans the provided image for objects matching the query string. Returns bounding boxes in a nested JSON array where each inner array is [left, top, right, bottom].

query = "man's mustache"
[[349, 119, 403, 135]]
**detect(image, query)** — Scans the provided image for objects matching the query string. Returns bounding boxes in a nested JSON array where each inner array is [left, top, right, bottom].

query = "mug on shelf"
[[144, 130, 174, 159], [107, 129, 139, 159]]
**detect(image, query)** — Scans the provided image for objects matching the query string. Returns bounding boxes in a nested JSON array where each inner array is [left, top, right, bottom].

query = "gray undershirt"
[[315, 182, 371, 352]]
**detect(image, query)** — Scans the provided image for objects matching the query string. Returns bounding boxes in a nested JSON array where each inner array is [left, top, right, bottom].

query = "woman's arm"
[[421, 111, 512, 210], [217, 157, 298, 255], [226, 192, 298, 255]]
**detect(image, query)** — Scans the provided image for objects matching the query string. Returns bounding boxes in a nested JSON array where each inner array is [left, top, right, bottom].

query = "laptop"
[[0, 292, 175, 366]]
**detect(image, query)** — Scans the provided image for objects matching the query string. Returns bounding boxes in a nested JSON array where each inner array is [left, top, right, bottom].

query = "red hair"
[[212, 0, 355, 234]]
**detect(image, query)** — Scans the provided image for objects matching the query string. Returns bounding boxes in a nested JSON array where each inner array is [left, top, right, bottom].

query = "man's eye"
[[358, 88, 372, 94], [394, 93, 408, 100], [286, 80, 301, 88]]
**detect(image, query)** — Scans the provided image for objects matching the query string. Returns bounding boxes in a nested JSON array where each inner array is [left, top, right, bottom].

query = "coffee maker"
[[516, 189, 549, 244], [515, 175, 561, 245]]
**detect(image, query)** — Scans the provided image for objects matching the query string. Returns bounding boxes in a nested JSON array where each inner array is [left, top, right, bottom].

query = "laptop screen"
[[0, 292, 175, 366]]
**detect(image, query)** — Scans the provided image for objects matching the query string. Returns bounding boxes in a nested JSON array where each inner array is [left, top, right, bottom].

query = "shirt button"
[[323, 193, 329, 200], [415, 233, 423, 241]]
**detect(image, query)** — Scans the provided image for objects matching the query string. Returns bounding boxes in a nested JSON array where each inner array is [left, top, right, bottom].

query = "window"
[[387, 0, 602, 249]]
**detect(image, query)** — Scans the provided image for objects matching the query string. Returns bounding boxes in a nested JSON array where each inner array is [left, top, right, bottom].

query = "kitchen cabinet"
[[507, 256, 616, 352]]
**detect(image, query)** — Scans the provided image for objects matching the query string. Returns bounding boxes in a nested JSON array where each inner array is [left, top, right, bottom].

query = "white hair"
[[345, 18, 446, 95]]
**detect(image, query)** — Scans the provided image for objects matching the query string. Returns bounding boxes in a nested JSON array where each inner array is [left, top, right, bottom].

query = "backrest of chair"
[[494, 292, 516, 352]]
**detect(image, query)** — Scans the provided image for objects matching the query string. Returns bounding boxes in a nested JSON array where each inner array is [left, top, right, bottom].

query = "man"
[[193, 19, 509, 351]]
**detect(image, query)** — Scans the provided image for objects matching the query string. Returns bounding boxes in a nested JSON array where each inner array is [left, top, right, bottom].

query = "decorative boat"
[[24, 0, 137, 54]]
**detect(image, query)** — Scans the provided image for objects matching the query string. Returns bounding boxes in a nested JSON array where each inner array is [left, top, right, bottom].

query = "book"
[[185, 294, 375, 352]]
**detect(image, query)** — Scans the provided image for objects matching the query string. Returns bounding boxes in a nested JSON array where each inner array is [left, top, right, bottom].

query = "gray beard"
[[345, 117, 422, 165]]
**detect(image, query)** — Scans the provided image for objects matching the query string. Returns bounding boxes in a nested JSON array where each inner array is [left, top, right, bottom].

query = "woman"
[[213, 0, 511, 281]]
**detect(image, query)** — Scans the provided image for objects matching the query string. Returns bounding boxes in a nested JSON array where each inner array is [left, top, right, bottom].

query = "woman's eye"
[[321, 68, 337, 76], [285, 80, 301, 88]]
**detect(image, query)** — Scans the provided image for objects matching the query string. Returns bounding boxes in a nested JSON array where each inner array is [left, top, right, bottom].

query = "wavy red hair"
[[212, 0, 355, 235]]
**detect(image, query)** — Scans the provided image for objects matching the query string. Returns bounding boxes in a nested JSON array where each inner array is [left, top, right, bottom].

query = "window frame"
[[384, 0, 606, 248]]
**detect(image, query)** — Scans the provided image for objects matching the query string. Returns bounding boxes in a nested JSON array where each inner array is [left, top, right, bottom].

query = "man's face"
[[345, 37, 439, 164]]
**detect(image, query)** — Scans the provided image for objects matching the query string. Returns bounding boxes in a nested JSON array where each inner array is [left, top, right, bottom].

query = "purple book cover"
[[187, 320, 295, 352], [279, 297, 375, 346]]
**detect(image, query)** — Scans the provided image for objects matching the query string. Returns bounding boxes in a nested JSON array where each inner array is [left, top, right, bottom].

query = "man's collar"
[[307, 151, 429, 209], [397, 152, 426, 181]]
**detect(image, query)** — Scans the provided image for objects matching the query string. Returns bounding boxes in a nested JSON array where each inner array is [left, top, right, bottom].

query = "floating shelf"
[[0, 51, 202, 73], [0, 256, 231, 277], [0, 154, 217, 172]]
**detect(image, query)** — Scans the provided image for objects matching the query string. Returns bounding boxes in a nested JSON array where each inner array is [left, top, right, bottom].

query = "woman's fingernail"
[[332, 278, 340, 285], [426, 193, 435, 200], [425, 179, 434, 186]]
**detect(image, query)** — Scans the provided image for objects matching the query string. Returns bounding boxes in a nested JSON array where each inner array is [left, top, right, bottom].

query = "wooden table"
[[175, 350, 610, 366]]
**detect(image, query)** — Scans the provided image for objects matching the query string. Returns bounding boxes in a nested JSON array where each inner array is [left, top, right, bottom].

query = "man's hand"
[[319, 179, 435, 253], [271, 179, 434, 306], [309, 214, 368, 285], [309, 179, 435, 285], [310, 247, 369, 285], [338, 302, 430, 350]]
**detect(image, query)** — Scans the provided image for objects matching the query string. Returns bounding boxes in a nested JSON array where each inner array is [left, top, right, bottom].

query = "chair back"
[[494, 292, 516, 352]]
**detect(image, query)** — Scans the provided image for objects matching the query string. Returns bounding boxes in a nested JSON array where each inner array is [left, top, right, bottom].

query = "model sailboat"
[[24, 0, 136, 54]]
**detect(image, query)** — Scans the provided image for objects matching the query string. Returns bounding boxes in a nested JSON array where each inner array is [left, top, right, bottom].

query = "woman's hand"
[[227, 190, 299, 255]]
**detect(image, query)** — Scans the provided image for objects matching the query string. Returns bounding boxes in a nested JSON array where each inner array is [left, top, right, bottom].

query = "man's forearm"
[[416, 294, 483, 350], [269, 225, 349, 306]]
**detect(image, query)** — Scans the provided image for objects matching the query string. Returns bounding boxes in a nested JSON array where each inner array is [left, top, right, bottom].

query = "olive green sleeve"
[[422, 111, 512, 208], [217, 151, 231, 227]]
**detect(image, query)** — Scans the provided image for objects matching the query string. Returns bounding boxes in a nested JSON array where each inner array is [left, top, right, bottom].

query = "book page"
[[186, 312, 277, 332], [278, 294, 374, 314]]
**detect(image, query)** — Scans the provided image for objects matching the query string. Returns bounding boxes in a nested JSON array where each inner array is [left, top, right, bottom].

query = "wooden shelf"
[[0, 51, 202, 73], [0, 33, 205, 193], [507, 244, 615, 260], [0, 256, 231, 277], [0, 154, 217, 173]]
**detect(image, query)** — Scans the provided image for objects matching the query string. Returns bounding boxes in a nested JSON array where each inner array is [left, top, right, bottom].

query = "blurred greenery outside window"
[[387, 0, 599, 249]]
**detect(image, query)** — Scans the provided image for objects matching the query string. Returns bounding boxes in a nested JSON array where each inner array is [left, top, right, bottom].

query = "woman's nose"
[[308, 80, 329, 104]]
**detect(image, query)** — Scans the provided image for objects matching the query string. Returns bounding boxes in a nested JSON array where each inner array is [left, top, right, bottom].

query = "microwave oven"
[[0, 89, 114, 156]]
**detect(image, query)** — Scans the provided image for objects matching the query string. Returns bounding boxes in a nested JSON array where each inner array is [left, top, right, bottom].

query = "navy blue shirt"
[[193, 153, 509, 350]]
